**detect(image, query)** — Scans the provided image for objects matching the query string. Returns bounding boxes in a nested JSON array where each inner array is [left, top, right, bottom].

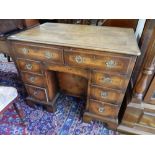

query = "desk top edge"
[[8, 23, 141, 56]]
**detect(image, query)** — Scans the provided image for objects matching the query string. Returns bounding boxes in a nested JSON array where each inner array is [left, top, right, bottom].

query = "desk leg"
[[83, 112, 92, 123], [26, 98, 36, 108], [83, 112, 118, 130]]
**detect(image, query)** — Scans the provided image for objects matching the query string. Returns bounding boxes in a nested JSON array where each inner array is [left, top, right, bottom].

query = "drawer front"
[[89, 99, 119, 118], [14, 43, 63, 64], [17, 59, 43, 74], [64, 51, 131, 74], [91, 71, 128, 90], [90, 85, 124, 105], [21, 72, 46, 87], [25, 84, 48, 102]]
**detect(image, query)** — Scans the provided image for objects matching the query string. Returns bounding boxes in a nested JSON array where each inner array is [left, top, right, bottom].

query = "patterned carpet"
[[0, 54, 116, 135]]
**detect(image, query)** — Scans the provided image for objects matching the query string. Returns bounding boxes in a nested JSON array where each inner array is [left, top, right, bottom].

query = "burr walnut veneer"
[[8, 23, 140, 130]]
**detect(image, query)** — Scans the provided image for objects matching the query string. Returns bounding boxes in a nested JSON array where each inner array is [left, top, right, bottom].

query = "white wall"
[[135, 19, 146, 43]]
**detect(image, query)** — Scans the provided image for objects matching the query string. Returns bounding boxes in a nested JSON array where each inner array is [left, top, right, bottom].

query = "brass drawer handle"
[[25, 64, 32, 70], [75, 55, 83, 63], [22, 48, 29, 55], [44, 51, 53, 59], [29, 76, 36, 83], [105, 60, 116, 68], [33, 90, 39, 96], [98, 106, 104, 113], [100, 91, 108, 98], [101, 77, 112, 83]]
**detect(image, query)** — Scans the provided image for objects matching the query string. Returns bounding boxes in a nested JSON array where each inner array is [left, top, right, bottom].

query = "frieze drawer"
[[64, 50, 131, 74], [14, 43, 64, 64]]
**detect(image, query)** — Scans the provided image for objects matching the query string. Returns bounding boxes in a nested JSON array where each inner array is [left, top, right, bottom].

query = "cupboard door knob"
[[25, 64, 32, 70], [75, 55, 83, 63], [98, 106, 104, 113], [102, 77, 112, 83], [29, 76, 36, 83], [105, 60, 116, 68], [22, 48, 29, 55], [45, 51, 53, 59], [100, 91, 108, 98]]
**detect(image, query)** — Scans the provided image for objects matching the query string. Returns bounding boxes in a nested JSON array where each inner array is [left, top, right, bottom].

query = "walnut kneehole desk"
[[8, 23, 140, 130]]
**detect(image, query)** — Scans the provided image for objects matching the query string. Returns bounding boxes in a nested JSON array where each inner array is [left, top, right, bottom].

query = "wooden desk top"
[[8, 23, 140, 56]]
